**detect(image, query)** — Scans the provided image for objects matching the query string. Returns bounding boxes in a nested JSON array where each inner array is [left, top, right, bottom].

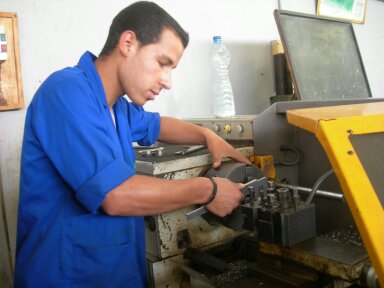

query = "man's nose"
[[160, 69, 172, 90]]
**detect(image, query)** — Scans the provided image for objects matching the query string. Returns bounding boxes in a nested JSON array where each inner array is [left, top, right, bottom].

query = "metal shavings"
[[227, 260, 248, 280], [212, 260, 248, 287], [320, 225, 364, 247]]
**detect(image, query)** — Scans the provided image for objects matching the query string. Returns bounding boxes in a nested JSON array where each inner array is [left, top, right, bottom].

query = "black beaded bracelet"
[[202, 177, 217, 206]]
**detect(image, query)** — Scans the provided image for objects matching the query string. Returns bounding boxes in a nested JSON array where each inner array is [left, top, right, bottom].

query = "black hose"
[[275, 145, 300, 166]]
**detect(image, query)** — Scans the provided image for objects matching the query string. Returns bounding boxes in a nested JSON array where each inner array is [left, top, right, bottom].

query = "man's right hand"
[[206, 177, 245, 217]]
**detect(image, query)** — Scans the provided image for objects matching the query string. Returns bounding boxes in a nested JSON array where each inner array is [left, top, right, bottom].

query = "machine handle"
[[186, 206, 208, 221]]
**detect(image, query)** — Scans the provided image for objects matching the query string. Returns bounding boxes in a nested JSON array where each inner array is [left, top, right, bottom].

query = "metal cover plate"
[[274, 10, 371, 101]]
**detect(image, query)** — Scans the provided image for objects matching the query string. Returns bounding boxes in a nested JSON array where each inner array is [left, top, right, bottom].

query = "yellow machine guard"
[[287, 102, 384, 285]]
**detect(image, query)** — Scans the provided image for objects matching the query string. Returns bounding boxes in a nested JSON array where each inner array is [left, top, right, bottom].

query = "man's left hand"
[[205, 129, 251, 168]]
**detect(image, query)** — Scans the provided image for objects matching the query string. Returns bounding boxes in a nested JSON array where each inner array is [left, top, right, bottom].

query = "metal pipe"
[[305, 169, 335, 204], [276, 183, 344, 202]]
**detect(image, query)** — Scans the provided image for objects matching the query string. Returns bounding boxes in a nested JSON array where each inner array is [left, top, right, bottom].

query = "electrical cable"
[[275, 145, 300, 166]]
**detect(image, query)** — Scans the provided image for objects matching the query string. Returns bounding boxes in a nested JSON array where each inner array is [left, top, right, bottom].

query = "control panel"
[[185, 115, 256, 141]]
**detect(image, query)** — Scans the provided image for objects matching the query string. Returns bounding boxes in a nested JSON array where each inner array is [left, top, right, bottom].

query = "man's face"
[[119, 28, 184, 106]]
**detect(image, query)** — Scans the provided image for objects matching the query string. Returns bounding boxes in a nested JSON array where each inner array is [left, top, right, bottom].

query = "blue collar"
[[77, 51, 108, 108]]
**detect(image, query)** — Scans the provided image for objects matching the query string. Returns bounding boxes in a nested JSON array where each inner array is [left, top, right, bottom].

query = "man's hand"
[[158, 117, 251, 168], [205, 129, 251, 168], [206, 177, 245, 217]]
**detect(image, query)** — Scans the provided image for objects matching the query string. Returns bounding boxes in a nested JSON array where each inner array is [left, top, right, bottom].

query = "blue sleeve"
[[31, 72, 135, 212]]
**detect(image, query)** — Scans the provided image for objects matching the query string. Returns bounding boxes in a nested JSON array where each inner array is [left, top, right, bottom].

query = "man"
[[15, 2, 250, 287]]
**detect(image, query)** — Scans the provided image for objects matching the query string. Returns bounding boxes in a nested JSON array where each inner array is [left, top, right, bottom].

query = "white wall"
[[0, 0, 383, 286]]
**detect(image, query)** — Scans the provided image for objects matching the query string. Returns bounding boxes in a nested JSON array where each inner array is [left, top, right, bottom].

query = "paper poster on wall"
[[317, 0, 367, 24], [0, 12, 24, 111]]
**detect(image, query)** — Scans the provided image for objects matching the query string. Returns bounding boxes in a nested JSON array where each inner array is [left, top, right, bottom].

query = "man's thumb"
[[212, 156, 221, 168]]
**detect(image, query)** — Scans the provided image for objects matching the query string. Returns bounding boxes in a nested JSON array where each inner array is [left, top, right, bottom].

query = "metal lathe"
[[137, 10, 384, 288]]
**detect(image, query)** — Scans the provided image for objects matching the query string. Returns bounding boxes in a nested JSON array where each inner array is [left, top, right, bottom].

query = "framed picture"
[[317, 0, 367, 24], [0, 12, 24, 111]]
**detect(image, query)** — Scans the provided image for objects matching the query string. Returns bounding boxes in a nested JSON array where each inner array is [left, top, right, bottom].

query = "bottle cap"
[[213, 36, 221, 44]]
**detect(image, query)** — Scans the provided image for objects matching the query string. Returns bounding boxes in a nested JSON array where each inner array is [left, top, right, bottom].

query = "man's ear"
[[117, 31, 137, 56]]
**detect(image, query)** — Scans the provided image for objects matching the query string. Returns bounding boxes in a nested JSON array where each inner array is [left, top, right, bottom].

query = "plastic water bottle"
[[210, 36, 236, 117]]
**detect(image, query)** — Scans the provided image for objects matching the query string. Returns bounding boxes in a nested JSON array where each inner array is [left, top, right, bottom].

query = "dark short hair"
[[100, 1, 189, 56]]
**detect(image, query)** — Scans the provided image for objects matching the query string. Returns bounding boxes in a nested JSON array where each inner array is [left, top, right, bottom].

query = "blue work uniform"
[[15, 51, 160, 287]]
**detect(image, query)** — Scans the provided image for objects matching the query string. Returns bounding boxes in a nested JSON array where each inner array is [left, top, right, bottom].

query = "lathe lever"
[[186, 205, 208, 221]]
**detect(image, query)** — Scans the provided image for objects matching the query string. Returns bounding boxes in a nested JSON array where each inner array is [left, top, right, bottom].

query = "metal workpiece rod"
[[276, 183, 344, 201]]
